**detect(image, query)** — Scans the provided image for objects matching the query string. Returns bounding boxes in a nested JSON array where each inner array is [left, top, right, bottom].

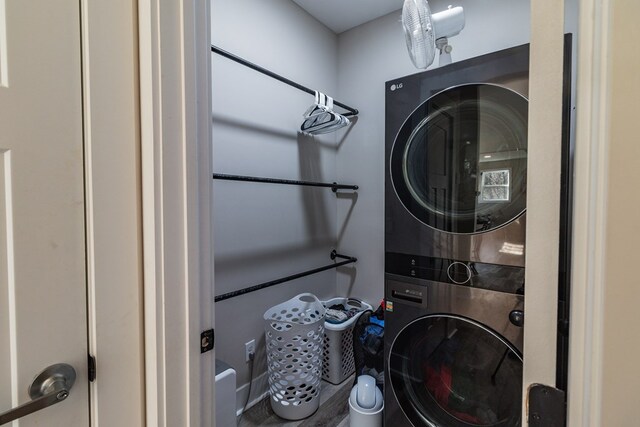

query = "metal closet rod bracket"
[[212, 173, 359, 193], [330, 250, 357, 262], [211, 45, 359, 117]]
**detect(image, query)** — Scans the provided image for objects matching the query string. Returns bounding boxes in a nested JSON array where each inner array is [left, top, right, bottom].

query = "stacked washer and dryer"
[[384, 44, 533, 427]]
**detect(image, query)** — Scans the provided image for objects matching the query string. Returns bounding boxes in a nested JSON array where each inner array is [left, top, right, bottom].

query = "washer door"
[[389, 315, 522, 427], [390, 84, 528, 234]]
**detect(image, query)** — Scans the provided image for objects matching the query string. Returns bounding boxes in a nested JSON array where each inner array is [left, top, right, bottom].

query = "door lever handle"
[[0, 363, 76, 426]]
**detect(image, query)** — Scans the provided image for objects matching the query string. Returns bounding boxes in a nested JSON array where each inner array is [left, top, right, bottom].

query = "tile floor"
[[238, 376, 354, 427]]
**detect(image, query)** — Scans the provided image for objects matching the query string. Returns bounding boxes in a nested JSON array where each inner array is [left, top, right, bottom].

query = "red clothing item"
[[424, 364, 482, 424], [425, 364, 453, 405]]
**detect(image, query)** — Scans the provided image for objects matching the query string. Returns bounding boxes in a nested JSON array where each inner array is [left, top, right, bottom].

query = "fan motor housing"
[[432, 6, 465, 40]]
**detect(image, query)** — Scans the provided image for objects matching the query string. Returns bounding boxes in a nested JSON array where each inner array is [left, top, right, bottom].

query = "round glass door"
[[389, 315, 522, 426], [390, 84, 528, 234]]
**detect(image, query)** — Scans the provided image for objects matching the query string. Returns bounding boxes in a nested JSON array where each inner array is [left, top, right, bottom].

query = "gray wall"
[[335, 0, 533, 304], [210, 0, 340, 410]]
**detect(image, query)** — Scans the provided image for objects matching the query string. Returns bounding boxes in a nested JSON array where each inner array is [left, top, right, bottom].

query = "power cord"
[[237, 351, 255, 425]]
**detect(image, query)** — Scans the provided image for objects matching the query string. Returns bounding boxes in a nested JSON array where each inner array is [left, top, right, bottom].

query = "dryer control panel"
[[385, 252, 524, 295]]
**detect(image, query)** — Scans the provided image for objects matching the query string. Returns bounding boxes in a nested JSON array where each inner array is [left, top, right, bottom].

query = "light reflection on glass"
[[499, 242, 524, 256]]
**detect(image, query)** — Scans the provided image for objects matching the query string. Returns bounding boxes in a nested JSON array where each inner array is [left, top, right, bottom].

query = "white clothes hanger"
[[301, 91, 350, 135]]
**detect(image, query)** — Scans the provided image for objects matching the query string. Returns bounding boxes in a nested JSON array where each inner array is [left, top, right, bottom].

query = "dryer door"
[[390, 84, 528, 234], [388, 314, 522, 427]]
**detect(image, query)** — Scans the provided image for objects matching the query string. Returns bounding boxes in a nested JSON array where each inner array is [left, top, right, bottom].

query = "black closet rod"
[[214, 250, 357, 303], [211, 45, 359, 117], [213, 173, 358, 192]]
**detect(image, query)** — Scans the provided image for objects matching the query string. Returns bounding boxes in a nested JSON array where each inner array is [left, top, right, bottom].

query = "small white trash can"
[[349, 375, 383, 427]]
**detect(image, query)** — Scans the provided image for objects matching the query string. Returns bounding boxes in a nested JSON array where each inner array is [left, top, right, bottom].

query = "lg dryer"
[[385, 43, 530, 268]]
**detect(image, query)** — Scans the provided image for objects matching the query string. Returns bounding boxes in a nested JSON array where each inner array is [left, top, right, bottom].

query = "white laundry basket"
[[321, 298, 372, 384], [264, 293, 326, 420]]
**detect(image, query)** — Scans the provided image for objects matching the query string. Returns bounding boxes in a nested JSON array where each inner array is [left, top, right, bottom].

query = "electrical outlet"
[[245, 339, 255, 362]]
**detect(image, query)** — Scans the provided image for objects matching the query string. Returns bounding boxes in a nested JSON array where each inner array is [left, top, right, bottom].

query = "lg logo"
[[390, 82, 404, 91]]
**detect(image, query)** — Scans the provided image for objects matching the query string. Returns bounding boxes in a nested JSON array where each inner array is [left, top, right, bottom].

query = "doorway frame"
[[80, 0, 146, 425], [83, 0, 214, 424], [566, 0, 613, 424], [135, 0, 622, 425], [138, 0, 214, 426]]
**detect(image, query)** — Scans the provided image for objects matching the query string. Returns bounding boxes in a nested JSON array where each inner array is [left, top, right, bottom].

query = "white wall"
[[210, 0, 341, 411], [335, 0, 533, 303]]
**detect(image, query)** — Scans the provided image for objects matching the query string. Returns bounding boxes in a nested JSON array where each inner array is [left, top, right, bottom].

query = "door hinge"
[[528, 383, 566, 426], [201, 329, 214, 353], [88, 354, 96, 382]]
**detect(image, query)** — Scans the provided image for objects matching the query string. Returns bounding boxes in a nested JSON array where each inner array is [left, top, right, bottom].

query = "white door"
[[0, 0, 89, 425]]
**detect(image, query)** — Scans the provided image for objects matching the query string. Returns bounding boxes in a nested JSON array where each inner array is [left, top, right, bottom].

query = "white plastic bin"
[[264, 293, 326, 420], [321, 298, 372, 385], [349, 375, 383, 427], [214, 360, 236, 427]]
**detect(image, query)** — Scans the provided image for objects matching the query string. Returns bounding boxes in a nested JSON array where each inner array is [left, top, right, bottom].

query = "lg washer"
[[383, 262, 525, 427]]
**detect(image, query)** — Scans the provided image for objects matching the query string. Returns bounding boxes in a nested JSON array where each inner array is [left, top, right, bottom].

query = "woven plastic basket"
[[263, 293, 326, 420], [321, 298, 372, 385]]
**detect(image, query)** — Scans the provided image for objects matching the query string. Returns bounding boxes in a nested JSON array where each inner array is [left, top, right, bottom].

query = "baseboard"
[[235, 371, 270, 416]]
